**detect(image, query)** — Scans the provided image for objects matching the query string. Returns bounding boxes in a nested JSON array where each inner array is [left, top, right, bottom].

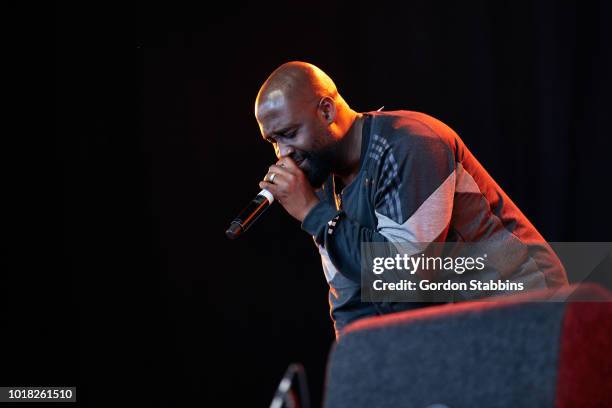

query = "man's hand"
[[259, 157, 320, 222]]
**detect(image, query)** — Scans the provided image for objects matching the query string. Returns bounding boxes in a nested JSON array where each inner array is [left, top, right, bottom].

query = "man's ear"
[[318, 96, 336, 124]]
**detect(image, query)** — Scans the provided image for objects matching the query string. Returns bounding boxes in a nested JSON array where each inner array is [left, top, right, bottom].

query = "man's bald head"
[[254, 61, 359, 188], [255, 61, 339, 115]]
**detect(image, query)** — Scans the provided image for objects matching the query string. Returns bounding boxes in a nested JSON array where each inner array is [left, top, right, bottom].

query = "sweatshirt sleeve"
[[301, 124, 457, 283]]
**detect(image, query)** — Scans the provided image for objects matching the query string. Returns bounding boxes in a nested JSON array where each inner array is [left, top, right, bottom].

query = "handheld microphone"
[[225, 189, 275, 239]]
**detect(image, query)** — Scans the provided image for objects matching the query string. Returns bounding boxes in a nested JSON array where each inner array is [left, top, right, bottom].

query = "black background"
[[6, 1, 611, 407]]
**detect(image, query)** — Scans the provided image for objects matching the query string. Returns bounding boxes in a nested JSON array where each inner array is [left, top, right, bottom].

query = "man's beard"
[[302, 152, 332, 189], [295, 130, 338, 189], [294, 147, 334, 189]]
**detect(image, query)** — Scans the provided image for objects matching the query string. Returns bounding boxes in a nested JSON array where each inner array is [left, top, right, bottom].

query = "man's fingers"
[[260, 158, 303, 197], [264, 166, 295, 187], [268, 164, 294, 178], [259, 181, 277, 195], [277, 156, 300, 171]]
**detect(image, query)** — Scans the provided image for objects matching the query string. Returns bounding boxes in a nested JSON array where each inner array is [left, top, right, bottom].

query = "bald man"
[[255, 61, 568, 338]]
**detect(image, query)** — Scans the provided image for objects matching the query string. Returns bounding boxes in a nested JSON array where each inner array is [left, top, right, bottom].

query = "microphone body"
[[226, 189, 275, 239]]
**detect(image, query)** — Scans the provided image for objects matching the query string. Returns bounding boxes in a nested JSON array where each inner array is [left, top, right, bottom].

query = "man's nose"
[[276, 143, 295, 159]]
